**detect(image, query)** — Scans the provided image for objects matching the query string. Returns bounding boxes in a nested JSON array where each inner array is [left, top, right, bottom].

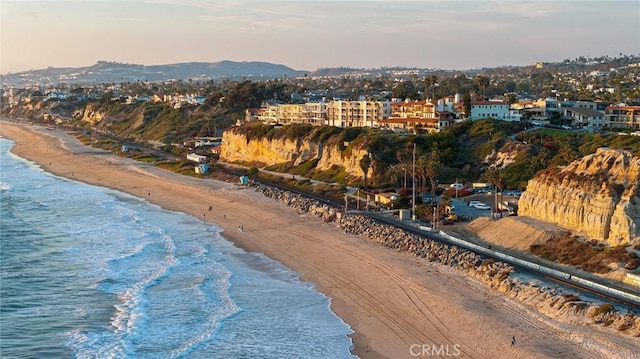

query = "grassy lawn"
[[530, 128, 573, 137]]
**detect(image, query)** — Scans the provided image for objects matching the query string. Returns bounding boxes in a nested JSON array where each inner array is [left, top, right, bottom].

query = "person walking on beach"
[[511, 336, 516, 347], [208, 205, 212, 211]]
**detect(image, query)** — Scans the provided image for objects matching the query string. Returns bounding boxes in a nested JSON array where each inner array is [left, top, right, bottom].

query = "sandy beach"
[[1, 121, 637, 359]]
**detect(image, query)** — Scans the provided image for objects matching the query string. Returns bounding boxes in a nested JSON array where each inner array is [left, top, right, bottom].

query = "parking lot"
[[450, 197, 492, 219], [449, 193, 520, 220]]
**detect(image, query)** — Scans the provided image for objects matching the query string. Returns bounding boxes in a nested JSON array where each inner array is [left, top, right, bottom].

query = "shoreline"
[[2, 120, 637, 359]]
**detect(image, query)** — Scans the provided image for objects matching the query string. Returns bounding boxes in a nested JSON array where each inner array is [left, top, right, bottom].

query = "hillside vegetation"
[[228, 120, 640, 189], [85, 101, 235, 143], [6, 95, 640, 190]]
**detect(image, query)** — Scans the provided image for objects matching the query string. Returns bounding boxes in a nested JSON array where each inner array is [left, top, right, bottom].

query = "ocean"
[[0, 137, 356, 358]]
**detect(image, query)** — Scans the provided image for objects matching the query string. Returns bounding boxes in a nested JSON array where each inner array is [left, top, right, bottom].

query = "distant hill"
[[2, 61, 308, 87]]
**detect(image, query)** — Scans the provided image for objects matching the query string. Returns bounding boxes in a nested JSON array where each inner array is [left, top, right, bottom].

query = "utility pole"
[[495, 188, 500, 219], [412, 143, 416, 221], [344, 194, 348, 214], [433, 202, 438, 231]]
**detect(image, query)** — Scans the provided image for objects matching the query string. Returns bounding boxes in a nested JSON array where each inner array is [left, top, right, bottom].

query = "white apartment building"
[[303, 102, 328, 126], [468, 101, 510, 120], [326, 100, 391, 127], [256, 100, 391, 128], [258, 105, 279, 125], [277, 104, 306, 125]]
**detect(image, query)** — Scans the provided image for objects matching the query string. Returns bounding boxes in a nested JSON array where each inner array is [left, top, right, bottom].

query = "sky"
[[1, 0, 639, 74]]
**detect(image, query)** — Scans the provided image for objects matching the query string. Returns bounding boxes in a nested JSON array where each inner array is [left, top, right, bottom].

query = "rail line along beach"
[[2, 121, 639, 358]]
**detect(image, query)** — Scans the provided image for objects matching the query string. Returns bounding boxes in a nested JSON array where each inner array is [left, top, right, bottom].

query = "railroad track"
[[366, 212, 640, 311], [216, 166, 640, 311]]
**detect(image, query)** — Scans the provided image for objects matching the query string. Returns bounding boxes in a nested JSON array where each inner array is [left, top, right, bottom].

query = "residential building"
[[562, 107, 604, 129], [46, 92, 68, 101], [326, 100, 391, 127], [527, 98, 561, 120], [277, 104, 306, 125], [390, 100, 436, 119], [245, 108, 265, 123], [570, 100, 598, 110], [303, 101, 328, 126], [152, 93, 169, 103], [193, 96, 207, 105], [604, 106, 640, 129], [378, 117, 451, 133], [253, 99, 449, 129], [258, 105, 279, 125], [468, 101, 510, 120]]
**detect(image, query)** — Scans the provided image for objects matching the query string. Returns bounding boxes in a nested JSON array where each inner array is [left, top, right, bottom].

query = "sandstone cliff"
[[81, 103, 106, 124], [254, 182, 640, 339], [518, 148, 640, 246], [220, 130, 370, 179]]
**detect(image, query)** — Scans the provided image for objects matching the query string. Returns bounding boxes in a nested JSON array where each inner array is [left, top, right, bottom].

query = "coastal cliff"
[[253, 182, 640, 339], [81, 103, 105, 124], [220, 128, 370, 179], [518, 148, 640, 246]]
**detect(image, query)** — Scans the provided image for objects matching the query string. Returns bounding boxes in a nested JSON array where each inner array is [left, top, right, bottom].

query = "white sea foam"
[[1, 137, 356, 359]]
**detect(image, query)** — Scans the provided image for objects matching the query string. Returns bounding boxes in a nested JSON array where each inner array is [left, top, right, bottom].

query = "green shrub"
[[292, 158, 319, 175], [310, 126, 342, 143], [590, 303, 614, 318], [530, 235, 640, 273]]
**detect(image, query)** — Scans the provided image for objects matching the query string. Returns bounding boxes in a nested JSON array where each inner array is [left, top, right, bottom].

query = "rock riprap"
[[252, 181, 640, 337]]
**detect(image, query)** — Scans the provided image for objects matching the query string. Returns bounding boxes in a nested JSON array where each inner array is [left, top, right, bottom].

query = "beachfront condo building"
[[325, 100, 391, 128], [604, 106, 640, 129]]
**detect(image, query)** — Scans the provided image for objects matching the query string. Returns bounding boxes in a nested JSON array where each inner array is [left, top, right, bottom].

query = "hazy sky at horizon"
[[1, 0, 639, 74]]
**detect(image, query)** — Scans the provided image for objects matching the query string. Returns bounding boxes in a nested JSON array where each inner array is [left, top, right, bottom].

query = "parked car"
[[444, 189, 472, 197], [505, 191, 523, 197], [471, 203, 491, 210]]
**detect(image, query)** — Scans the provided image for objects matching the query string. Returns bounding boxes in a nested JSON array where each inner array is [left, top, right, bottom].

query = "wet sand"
[[2, 121, 637, 359]]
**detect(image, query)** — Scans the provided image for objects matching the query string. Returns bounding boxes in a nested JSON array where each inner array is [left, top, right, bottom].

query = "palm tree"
[[475, 75, 490, 100], [423, 148, 441, 198], [387, 163, 404, 187], [359, 154, 372, 190], [484, 167, 504, 217], [396, 148, 411, 188], [416, 155, 428, 190], [424, 75, 438, 101]]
